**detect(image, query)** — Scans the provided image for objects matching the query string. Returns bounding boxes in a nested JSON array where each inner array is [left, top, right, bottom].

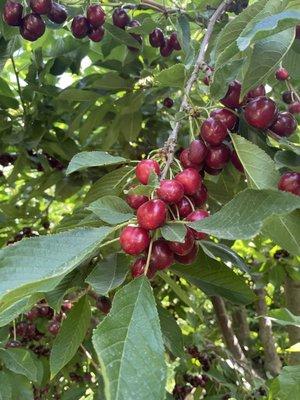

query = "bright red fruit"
[[231, 150, 244, 173], [135, 159, 160, 185], [180, 148, 200, 169], [137, 199, 167, 230], [30, 0, 52, 14], [150, 239, 174, 270], [192, 184, 208, 207], [245, 85, 266, 101], [275, 67, 289, 81], [3, 1, 23, 26], [186, 210, 209, 240], [188, 140, 208, 165], [20, 13, 45, 41], [112, 7, 129, 28], [71, 15, 89, 39], [220, 80, 242, 109], [149, 28, 165, 47], [174, 244, 198, 265], [175, 168, 201, 195], [126, 189, 148, 209], [157, 179, 184, 203], [288, 102, 300, 115], [269, 112, 297, 137], [47, 2, 67, 24], [87, 4, 105, 27], [120, 226, 150, 255], [278, 172, 300, 196], [244, 97, 278, 129], [200, 117, 228, 145], [174, 197, 194, 218], [88, 26, 105, 42], [210, 108, 237, 131], [168, 229, 195, 256], [205, 144, 231, 170]]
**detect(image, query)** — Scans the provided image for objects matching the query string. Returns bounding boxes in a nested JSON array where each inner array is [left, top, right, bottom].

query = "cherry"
[[175, 168, 201, 195], [150, 239, 174, 270], [282, 90, 294, 104], [20, 14, 45, 41], [3, 1, 23, 26], [163, 97, 173, 108], [47, 2, 67, 24], [186, 209, 209, 240], [231, 150, 244, 172], [96, 296, 111, 314], [174, 197, 194, 218], [71, 15, 89, 39], [137, 199, 167, 230], [180, 148, 200, 169], [200, 117, 228, 146], [61, 300, 72, 312], [30, 0, 52, 15], [275, 67, 289, 81], [26, 307, 40, 320], [168, 228, 195, 256], [149, 28, 165, 48], [127, 20, 142, 51], [220, 80, 242, 109], [245, 85, 266, 100], [288, 102, 300, 114], [16, 321, 28, 337], [112, 7, 130, 29], [174, 243, 198, 265], [87, 4, 105, 28], [157, 179, 184, 203], [135, 159, 160, 185], [88, 26, 105, 42], [188, 139, 208, 165], [210, 108, 237, 131], [48, 321, 60, 335], [131, 258, 146, 278], [27, 323, 37, 339], [270, 112, 297, 137], [203, 75, 211, 86], [120, 226, 150, 255], [39, 305, 53, 318], [192, 184, 208, 207], [244, 96, 278, 129], [205, 144, 231, 170], [126, 190, 148, 209], [278, 172, 300, 196], [169, 32, 181, 50], [160, 40, 173, 57], [5, 340, 22, 349]]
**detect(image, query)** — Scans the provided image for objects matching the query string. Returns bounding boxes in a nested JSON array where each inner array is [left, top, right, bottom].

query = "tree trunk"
[[255, 288, 282, 376], [232, 306, 251, 350], [285, 276, 300, 365]]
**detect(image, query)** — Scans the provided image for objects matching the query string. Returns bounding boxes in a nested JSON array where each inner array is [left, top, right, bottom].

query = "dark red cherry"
[[149, 28, 165, 48], [180, 149, 200, 169], [174, 197, 194, 218], [96, 296, 111, 314], [25, 307, 39, 320], [275, 67, 289, 81], [188, 140, 208, 165], [205, 144, 231, 170], [88, 26, 105, 42], [112, 7, 129, 29], [120, 226, 150, 255], [186, 209, 209, 240], [169, 32, 181, 50], [175, 168, 201, 195], [131, 258, 146, 278], [231, 150, 244, 172], [61, 300, 72, 312], [200, 117, 228, 146], [174, 244, 198, 265], [278, 172, 300, 196], [5, 340, 22, 349], [157, 179, 184, 203], [3, 1, 23, 26], [282, 90, 294, 104], [48, 321, 60, 335], [220, 80, 242, 109], [30, 0, 52, 15], [160, 40, 173, 57], [269, 112, 297, 137], [135, 159, 160, 185], [16, 321, 28, 337], [20, 13, 45, 41], [137, 199, 167, 230], [245, 85, 266, 101], [210, 108, 237, 131], [168, 229, 195, 256], [244, 96, 278, 129], [288, 102, 300, 114], [163, 97, 173, 108], [192, 184, 208, 207], [47, 2, 67, 24], [126, 189, 148, 209], [87, 4, 105, 27], [71, 15, 89, 39], [150, 239, 174, 270]]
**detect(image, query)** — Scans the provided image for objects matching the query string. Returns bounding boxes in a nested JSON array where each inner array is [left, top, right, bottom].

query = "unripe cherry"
[[174, 244, 198, 265], [180, 148, 200, 169], [244, 96, 278, 129], [205, 144, 231, 170], [137, 199, 167, 230], [188, 140, 208, 165], [120, 226, 150, 255], [135, 159, 160, 185], [275, 67, 289, 81], [175, 168, 201, 195], [220, 80, 242, 109], [210, 108, 237, 131], [192, 184, 208, 207], [288, 102, 300, 115], [168, 228, 195, 256], [200, 117, 228, 146], [157, 179, 184, 203], [150, 239, 174, 270], [186, 209, 209, 240], [269, 112, 297, 137], [278, 172, 300, 196], [87, 4, 105, 28]]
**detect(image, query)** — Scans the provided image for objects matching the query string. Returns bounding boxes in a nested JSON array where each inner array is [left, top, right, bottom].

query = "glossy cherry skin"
[[157, 179, 184, 203], [137, 199, 167, 230], [149, 28, 165, 48], [275, 67, 289, 81], [131, 258, 146, 278], [269, 112, 297, 137], [245, 85, 266, 101], [160, 40, 173, 57], [3, 1, 23, 26], [87, 4, 105, 27], [96, 296, 111, 314], [244, 96, 278, 129], [180, 148, 200, 169], [210, 108, 237, 131], [282, 91, 294, 104], [163, 97, 173, 108], [231, 150, 244, 173], [220, 80, 242, 109], [88, 26, 105, 42], [119, 226, 150, 255], [30, 0, 52, 15], [205, 144, 231, 170], [168, 228, 195, 256], [169, 32, 181, 50], [135, 159, 160, 185], [47, 2, 67, 24], [174, 197, 194, 218], [126, 190, 148, 209], [174, 244, 198, 265], [20, 14, 45, 41], [48, 321, 60, 335], [278, 172, 300, 196], [188, 140, 208, 165], [186, 209, 209, 240], [175, 168, 201, 195], [150, 239, 174, 270], [288, 102, 300, 115], [192, 184, 208, 207], [71, 15, 89, 39], [200, 117, 228, 146], [112, 7, 129, 29]]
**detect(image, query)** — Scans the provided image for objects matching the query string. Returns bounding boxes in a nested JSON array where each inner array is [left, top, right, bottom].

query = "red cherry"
[[245, 85, 266, 101], [131, 258, 146, 278], [47, 2, 67, 24], [210, 108, 237, 131], [87, 4, 105, 28], [231, 150, 244, 173], [200, 117, 228, 146], [160, 40, 173, 57], [244, 96, 278, 129], [120, 226, 150, 255], [168, 229, 195, 256], [5, 340, 22, 349], [71, 15, 89, 39], [204, 165, 223, 175], [88, 26, 105, 42], [112, 7, 129, 29], [25, 307, 39, 320], [149, 28, 165, 48], [180, 149, 200, 169], [174, 197, 194, 218], [96, 296, 111, 314], [288, 102, 300, 115], [126, 189, 148, 210], [278, 172, 300, 196], [169, 32, 181, 50], [16, 321, 28, 337], [269, 112, 297, 137], [20, 13, 45, 41], [220, 80, 242, 109], [61, 300, 72, 312], [135, 159, 160, 185], [157, 179, 184, 203], [3, 1, 23, 26], [188, 140, 208, 165], [150, 239, 174, 270], [275, 67, 289, 81], [186, 210, 209, 240], [29, 0, 52, 15], [174, 244, 198, 265], [205, 144, 231, 170], [192, 184, 208, 207], [163, 97, 173, 108], [137, 199, 167, 230], [48, 321, 60, 335], [175, 168, 201, 195]]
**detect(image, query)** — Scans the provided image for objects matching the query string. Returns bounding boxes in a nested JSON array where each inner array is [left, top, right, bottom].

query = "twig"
[[80, 344, 100, 371], [160, 0, 232, 179]]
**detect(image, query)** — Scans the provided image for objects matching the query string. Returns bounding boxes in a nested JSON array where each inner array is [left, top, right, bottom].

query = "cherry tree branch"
[[161, 0, 232, 179]]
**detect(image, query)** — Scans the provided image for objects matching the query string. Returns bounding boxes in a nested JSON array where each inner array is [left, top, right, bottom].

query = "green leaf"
[[0, 348, 39, 382], [268, 308, 300, 328], [127, 185, 152, 197], [50, 296, 91, 378], [93, 277, 167, 400], [66, 151, 126, 175], [275, 150, 300, 172], [157, 304, 184, 358], [6, 371, 33, 400], [269, 365, 300, 400], [88, 196, 134, 225], [86, 254, 129, 295], [155, 64, 185, 88], [188, 189, 300, 240], [231, 134, 279, 189], [120, 112, 142, 142], [104, 22, 142, 49], [0, 371, 12, 400], [57, 88, 100, 102], [161, 223, 187, 243], [127, 18, 156, 35], [0, 294, 41, 327], [0, 227, 112, 311]]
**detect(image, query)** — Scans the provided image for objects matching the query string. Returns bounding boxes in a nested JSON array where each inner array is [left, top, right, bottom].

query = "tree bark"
[[285, 275, 300, 365], [255, 288, 282, 376], [232, 306, 251, 350]]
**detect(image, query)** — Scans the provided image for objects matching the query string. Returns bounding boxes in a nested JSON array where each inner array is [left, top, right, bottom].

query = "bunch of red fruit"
[[149, 28, 181, 57], [71, 4, 105, 42]]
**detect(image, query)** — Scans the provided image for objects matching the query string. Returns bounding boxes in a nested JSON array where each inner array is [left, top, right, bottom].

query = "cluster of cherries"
[[6, 226, 38, 246], [226, 0, 249, 15], [149, 27, 181, 57]]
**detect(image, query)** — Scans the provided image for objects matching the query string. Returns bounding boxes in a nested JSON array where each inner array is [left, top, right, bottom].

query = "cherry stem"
[[80, 344, 100, 372], [144, 237, 154, 276], [184, 195, 195, 211], [286, 80, 300, 102], [13, 320, 17, 341]]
